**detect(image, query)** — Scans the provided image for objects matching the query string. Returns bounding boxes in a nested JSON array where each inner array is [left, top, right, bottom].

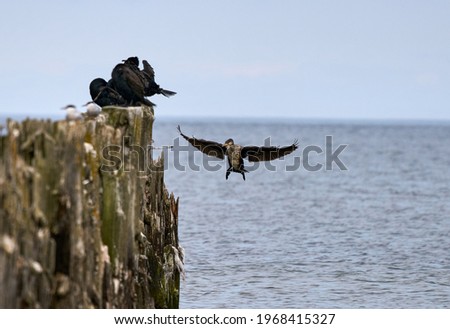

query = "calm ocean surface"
[[153, 118, 450, 308]]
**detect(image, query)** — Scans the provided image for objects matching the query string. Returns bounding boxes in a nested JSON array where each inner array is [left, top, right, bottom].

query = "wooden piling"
[[0, 106, 181, 308]]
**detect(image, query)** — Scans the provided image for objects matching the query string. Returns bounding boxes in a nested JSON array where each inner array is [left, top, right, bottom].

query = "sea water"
[[153, 118, 450, 308]]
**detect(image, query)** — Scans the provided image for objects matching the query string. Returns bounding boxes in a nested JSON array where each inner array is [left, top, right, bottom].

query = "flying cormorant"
[[177, 125, 298, 180]]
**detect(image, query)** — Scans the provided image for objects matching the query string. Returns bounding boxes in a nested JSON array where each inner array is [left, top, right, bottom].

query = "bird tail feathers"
[[160, 89, 177, 97]]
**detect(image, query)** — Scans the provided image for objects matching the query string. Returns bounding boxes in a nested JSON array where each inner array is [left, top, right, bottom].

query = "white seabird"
[[83, 101, 102, 117], [61, 104, 82, 121]]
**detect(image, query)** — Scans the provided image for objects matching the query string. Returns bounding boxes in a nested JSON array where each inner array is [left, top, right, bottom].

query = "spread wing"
[[142, 60, 156, 82], [177, 125, 226, 160], [242, 140, 299, 162]]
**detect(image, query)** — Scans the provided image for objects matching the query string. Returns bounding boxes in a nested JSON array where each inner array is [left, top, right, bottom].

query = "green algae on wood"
[[0, 106, 181, 308]]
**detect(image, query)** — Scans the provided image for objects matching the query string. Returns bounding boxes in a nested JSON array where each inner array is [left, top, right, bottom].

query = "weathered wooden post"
[[0, 106, 182, 308]]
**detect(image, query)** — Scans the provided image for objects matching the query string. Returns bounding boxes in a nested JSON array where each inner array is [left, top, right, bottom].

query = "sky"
[[0, 0, 449, 120]]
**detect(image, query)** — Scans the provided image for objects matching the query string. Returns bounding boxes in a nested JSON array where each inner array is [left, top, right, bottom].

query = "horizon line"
[[1, 112, 450, 125]]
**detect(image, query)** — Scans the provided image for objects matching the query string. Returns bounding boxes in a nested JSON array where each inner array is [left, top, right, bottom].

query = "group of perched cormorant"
[[62, 56, 176, 120], [89, 56, 176, 107]]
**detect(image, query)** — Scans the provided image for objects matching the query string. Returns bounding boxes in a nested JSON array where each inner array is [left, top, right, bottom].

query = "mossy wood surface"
[[0, 106, 181, 308]]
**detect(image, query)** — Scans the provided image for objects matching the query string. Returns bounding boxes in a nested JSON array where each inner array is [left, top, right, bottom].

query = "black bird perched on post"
[[89, 78, 128, 107], [110, 58, 154, 106], [177, 125, 298, 180], [122, 56, 177, 97]]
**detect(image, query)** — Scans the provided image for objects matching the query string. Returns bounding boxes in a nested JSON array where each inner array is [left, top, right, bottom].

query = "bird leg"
[[226, 167, 232, 180]]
